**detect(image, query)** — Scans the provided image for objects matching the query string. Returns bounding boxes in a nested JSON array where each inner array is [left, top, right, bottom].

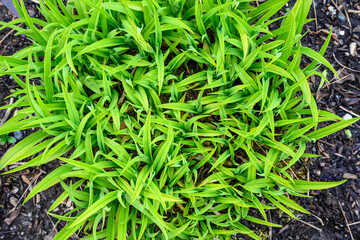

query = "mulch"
[[0, 0, 359, 239]]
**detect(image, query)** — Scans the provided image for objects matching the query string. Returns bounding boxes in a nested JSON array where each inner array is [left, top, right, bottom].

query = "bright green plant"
[[0, 133, 16, 145], [0, 0, 358, 239]]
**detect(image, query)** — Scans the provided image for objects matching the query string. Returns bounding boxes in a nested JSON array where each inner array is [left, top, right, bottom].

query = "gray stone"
[[28, 9, 35, 17], [343, 113, 352, 120], [338, 13, 346, 22], [14, 130, 23, 140], [0, 0, 20, 17], [21, 221, 32, 227]]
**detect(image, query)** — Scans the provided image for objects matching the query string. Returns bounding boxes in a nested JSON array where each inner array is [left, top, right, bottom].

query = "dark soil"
[[0, 0, 359, 240]]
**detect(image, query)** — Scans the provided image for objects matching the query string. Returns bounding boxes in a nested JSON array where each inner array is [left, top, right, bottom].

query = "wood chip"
[[343, 173, 358, 179], [21, 175, 31, 186], [311, 29, 338, 41], [348, 9, 360, 14], [66, 198, 72, 208], [354, 25, 360, 32], [9, 196, 17, 207], [350, 42, 357, 57], [52, 207, 59, 212], [33, 219, 39, 230], [4, 208, 20, 225], [36, 194, 41, 204], [44, 229, 57, 240]]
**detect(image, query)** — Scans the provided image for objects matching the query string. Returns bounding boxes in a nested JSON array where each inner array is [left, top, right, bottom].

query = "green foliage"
[[0, 133, 16, 145], [0, 0, 357, 239]]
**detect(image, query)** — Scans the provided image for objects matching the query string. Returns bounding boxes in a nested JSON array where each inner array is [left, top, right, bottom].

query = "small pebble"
[[14, 130, 23, 140], [339, 30, 345, 36], [21, 221, 32, 227], [338, 13, 346, 22], [36, 204, 41, 209], [335, 232, 343, 239], [28, 10, 35, 17], [328, 6, 336, 14], [343, 113, 353, 120], [320, 162, 326, 167], [343, 173, 357, 179], [28, 212, 32, 218]]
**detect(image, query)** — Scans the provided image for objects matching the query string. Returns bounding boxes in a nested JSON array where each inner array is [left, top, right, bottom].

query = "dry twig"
[[324, 74, 353, 88], [6, 172, 42, 216], [340, 106, 360, 118], [268, 211, 273, 240], [296, 219, 322, 232], [348, 10, 360, 14], [331, 0, 352, 29], [0, 23, 23, 46], [349, 221, 360, 226], [312, 214, 324, 226], [0, 98, 14, 126], [338, 201, 355, 240], [333, 54, 360, 73], [312, 0, 318, 32]]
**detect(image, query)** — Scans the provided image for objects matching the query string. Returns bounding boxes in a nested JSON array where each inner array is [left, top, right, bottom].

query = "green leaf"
[[306, 118, 360, 140], [24, 165, 73, 203], [69, 191, 118, 227], [293, 180, 347, 191]]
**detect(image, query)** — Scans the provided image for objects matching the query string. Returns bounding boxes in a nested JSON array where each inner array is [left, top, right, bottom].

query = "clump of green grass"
[[0, 0, 358, 239]]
